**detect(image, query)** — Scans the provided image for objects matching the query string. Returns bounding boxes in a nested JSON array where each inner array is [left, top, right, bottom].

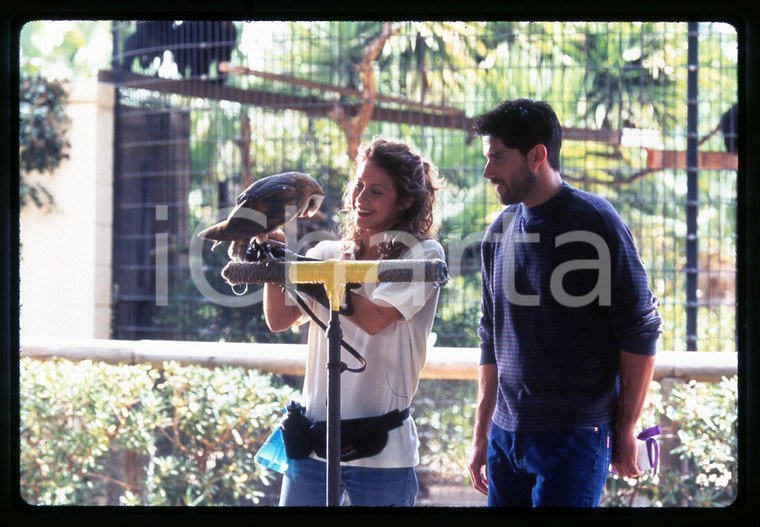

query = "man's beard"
[[497, 164, 538, 205]]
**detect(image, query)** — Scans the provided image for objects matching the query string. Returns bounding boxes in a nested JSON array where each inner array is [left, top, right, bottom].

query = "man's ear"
[[529, 144, 548, 172]]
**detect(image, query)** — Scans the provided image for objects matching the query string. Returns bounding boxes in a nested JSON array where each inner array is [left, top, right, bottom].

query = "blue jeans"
[[279, 456, 418, 507], [486, 422, 612, 507]]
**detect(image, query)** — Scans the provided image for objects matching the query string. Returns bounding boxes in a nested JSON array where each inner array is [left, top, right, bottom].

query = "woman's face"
[[351, 160, 410, 235]]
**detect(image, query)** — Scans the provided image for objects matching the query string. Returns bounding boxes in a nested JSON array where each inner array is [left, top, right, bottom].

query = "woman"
[[263, 136, 444, 506]]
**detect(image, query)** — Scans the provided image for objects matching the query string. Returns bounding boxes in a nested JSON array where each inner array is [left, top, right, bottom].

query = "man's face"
[[481, 135, 538, 206]]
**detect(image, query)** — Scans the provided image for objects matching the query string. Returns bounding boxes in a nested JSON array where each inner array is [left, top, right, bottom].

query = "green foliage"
[[413, 379, 478, 482], [663, 376, 739, 506], [20, 21, 112, 80], [20, 358, 737, 507], [20, 358, 299, 506], [18, 70, 71, 210]]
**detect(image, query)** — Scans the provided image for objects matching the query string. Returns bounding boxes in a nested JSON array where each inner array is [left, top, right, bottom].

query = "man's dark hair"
[[470, 98, 563, 171]]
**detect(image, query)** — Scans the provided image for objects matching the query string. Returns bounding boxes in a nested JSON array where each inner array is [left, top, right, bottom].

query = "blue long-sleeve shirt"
[[478, 182, 662, 432]]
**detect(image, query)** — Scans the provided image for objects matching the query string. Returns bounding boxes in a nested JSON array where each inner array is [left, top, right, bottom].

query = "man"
[[468, 99, 662, 507]]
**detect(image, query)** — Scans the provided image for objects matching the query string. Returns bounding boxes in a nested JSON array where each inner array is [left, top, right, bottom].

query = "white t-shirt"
[[291, 238, 444, 468]]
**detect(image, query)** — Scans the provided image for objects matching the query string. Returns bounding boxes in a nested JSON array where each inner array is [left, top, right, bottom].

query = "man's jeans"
[[486, 422, 613, 507], [279, 456, 418, 507]]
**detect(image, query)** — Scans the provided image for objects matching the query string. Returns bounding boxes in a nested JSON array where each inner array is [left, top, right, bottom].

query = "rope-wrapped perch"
[[221, 259, 449, 287]]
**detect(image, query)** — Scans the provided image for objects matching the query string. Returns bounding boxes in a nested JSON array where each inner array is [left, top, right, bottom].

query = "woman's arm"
[[344, 240, 443, 335], [343, 293, 404, 335], [263, 282, 303, 332], [262, 230, 303, 332]]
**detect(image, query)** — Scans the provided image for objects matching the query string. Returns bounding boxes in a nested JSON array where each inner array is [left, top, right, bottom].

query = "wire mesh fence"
[[107, 20, 738, 353]]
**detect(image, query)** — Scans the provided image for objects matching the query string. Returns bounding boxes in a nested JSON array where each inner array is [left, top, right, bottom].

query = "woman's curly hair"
[[340, 136, 442, 259]]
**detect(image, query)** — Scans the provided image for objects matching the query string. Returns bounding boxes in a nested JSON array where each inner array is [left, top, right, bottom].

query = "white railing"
[[19, 337, 737, 383]]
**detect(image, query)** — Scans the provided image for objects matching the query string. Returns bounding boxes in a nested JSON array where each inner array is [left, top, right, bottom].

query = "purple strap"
[[637, 425, 662, 475]]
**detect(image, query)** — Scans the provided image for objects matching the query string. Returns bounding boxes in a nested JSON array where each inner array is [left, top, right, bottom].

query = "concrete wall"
[[19, 81, 115, 339]]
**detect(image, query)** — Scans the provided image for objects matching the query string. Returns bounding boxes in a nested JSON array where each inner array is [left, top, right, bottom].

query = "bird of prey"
[[198, 172, 325, 261]]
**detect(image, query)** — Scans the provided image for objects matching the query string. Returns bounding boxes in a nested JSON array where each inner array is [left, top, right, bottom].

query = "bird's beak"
[[301, 193, 325, 218]]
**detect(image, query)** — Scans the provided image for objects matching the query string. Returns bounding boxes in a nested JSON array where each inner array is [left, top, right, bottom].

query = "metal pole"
[[325, 309, 343, 506], [686, 22, 699, 351]]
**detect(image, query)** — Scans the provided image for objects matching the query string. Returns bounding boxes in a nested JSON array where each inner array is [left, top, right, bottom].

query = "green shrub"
[[20, 358, 298, 506], [19, 70, 70, 211], [19, 358, 738, 507]]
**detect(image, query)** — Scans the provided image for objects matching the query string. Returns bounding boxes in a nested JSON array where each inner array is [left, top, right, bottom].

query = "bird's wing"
[[235, 178, 298, 206], [224, 182, 298, 236], [198, 173, 315, 243]]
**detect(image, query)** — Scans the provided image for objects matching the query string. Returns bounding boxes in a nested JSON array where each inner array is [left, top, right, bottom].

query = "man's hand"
[[611, 429, 643, 478], [468, 364, 498, 496], [468, 442, 489, 495], [612, 350, 656, 479]]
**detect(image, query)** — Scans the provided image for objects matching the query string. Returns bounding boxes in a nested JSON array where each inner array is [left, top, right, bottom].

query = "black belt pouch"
[[309, 409, 409, 462]]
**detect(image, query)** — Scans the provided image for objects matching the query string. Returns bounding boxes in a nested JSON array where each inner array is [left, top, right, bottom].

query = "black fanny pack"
[[281, 406, 410, 463]]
